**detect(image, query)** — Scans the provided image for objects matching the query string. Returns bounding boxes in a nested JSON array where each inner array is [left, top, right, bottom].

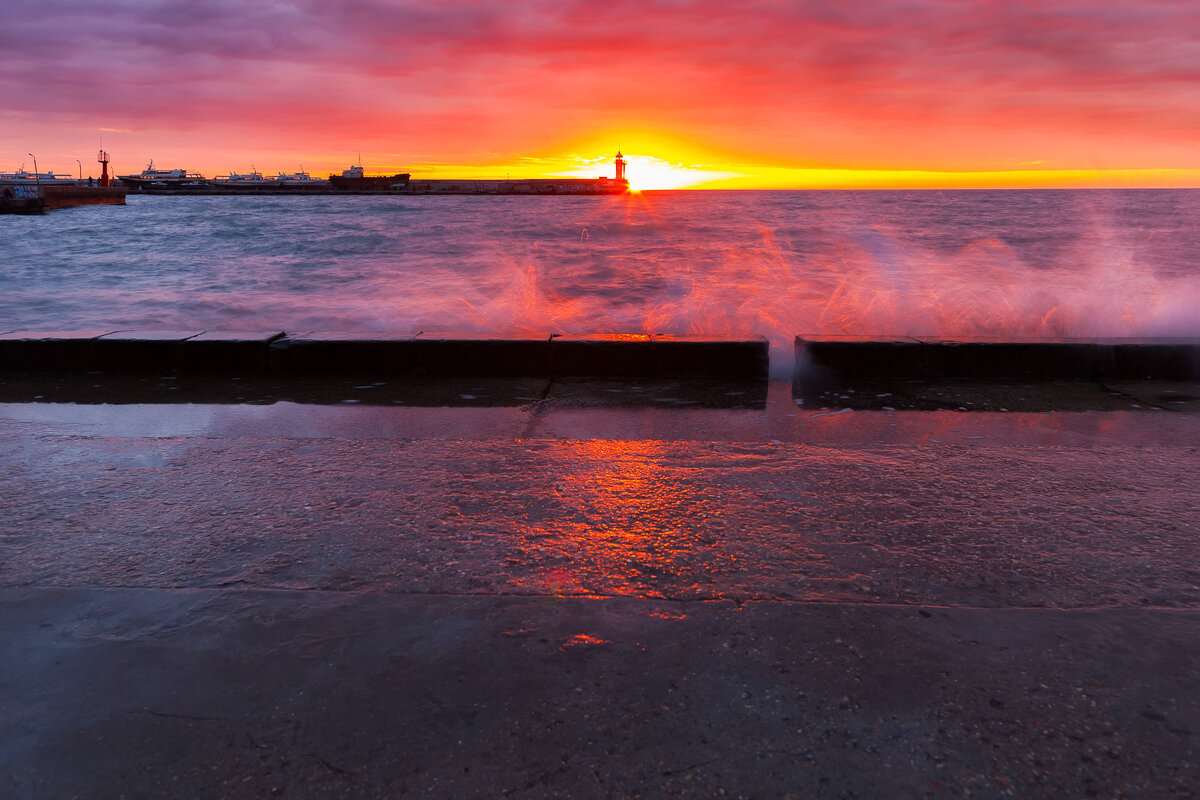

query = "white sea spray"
[[3, 189, 1198, 374]]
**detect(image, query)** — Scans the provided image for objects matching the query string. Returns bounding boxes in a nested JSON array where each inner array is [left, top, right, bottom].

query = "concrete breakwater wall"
[[1, 184, 125, 212], [122, 178, 628, 195], [38, 185, 126, 208], [2, 331, 1199, 380], [403, 178, 628, 195], [798, 335, 1200, 381], [0, 331, 767, 378]]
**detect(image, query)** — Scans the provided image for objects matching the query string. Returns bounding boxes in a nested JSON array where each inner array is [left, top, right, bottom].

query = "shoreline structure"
[[2, 151, 630, 210], [116, 152, 632, 195], [1, 331, 1197, 382], [0, 150, 125, 212]]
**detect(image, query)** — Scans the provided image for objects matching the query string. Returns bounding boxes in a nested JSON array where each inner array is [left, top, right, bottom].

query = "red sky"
[[3, 0, 1199, 187]]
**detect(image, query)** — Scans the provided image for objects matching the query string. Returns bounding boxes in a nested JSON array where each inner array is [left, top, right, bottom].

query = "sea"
[[4, 189, 1198, 372]]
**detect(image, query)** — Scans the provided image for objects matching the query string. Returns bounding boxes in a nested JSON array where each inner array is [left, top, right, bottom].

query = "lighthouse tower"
[[97, 150, 111, 187], [614, 151, 627, 182]]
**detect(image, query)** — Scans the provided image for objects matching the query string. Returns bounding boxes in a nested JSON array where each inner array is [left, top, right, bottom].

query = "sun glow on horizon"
[[555, 154, 743, 190], [34, 145, 1199, 191], [546, 152, 1200, 190]]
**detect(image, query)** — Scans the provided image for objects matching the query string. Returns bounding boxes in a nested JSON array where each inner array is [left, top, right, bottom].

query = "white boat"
[[0, 168, 80, 185], [211, 169, 276, 189], [117, 161, 209, 190], [275, 169, 329, 187]]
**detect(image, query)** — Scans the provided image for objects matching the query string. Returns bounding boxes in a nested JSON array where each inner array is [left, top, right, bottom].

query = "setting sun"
[[556, 154, 742, 190], [623, 155, 743, 190]]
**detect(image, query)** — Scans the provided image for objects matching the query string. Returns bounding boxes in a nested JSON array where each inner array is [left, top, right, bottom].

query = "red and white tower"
[[97, 150, 111, 187], [614, 151, 627, 182]]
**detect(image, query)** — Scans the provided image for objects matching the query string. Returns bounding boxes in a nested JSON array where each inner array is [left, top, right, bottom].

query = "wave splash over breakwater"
[[4, 190, 1199, 374]]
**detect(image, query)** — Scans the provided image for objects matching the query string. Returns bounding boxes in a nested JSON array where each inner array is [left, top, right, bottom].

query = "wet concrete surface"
[[5, 432, 1200, 608], [6, 591, 1197, 799], [1, 378, 1199, 797]]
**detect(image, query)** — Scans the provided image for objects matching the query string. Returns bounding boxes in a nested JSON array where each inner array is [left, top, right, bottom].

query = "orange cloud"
[[2, 0, 1197, 187]]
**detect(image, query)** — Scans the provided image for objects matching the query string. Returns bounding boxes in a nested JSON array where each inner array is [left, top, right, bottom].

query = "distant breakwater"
[[125, 177, 630, 196]]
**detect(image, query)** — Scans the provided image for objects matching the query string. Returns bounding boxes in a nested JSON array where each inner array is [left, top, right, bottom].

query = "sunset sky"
[[3, 0, 1198, 189]]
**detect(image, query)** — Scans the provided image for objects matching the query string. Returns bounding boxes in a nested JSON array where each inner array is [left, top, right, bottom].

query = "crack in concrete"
[[140, 709, 226, 723]]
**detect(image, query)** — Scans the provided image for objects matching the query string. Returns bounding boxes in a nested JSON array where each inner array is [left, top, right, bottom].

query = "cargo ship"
[[327, 164, 410, 190]]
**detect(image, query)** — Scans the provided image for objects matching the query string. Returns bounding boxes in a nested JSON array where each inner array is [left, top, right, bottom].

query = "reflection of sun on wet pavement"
[[561, 633, 611, 649], [542, 568, 583, 595], [531, 440, 727, 598]]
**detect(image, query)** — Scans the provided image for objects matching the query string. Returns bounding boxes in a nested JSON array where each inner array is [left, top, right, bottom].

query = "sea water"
[[3, 190, 1198, 368]]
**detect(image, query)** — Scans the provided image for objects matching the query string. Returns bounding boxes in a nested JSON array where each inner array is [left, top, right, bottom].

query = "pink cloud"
[[2, 0, 1197, 174]]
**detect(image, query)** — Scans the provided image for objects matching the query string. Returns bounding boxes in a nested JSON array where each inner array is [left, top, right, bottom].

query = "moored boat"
[[276, 169, 331, 188], [210, 169, 278, 189], [3, 152, 126, 208], [328, 164, 410, 190], [117, 161, 209, 191], [0, 168, 80, 185]]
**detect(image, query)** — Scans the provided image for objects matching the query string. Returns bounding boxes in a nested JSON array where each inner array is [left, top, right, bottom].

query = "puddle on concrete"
[[794, 378, 1200, 413], [0, 402, 532, 439], [1, 382, 1197, 445]]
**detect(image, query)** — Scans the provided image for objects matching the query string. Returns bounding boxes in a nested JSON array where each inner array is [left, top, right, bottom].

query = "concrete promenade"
[[2, 375, 1199, 798]]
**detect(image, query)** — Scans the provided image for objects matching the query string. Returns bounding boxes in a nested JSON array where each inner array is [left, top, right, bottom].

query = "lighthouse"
[[97, 150, 111, 187], [614, 151, 627, 183]]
